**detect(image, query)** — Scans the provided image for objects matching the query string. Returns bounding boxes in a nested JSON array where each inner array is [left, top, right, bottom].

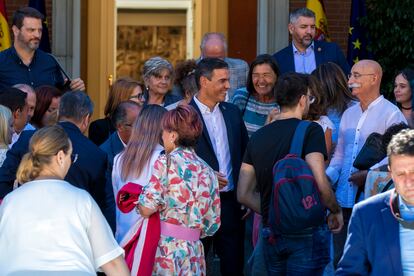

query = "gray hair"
[[387, 129, 414, 165], [200, 32, 228, 53], [142, 57, 173, 81], [12, 84, 35, 94], [58, 91, 94, 123], [290, 8, 315, 24]]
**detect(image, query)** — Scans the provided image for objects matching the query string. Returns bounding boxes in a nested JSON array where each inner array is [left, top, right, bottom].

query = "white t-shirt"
[[0, 179, 123, 275], [315, 115, 335, 133], [112, 144, 164, 243]]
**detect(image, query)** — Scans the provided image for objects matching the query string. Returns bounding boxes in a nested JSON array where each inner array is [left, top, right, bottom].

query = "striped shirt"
[[232, 88, 279, 137]]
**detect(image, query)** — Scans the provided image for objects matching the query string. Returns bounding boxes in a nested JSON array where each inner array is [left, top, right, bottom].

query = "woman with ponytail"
[[0, 125, 130, 275]]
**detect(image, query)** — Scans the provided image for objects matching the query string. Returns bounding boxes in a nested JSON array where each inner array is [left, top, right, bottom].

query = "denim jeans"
[[250, 225, 330, 276]]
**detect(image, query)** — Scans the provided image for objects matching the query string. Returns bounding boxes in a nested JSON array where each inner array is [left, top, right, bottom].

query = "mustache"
[[348, 83, 361, 89]]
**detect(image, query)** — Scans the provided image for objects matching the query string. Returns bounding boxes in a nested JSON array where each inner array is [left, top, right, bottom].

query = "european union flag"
[[347, 0, 371, 66], [28, 0, 51, 53]]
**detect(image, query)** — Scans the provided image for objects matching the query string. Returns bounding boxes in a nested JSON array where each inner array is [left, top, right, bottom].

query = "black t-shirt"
[[243, 118, 327, 225]]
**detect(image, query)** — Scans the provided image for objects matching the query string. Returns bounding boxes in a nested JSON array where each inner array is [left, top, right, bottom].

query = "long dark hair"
[[395, 67, 414, 109], [242, 54, 280, 114], [311, 62, 355, 115], [246, 54, 280, 94]]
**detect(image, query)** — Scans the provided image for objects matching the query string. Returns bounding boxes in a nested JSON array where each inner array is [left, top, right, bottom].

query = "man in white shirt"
[[326, 59, 407, 267], [190, 58, 249, 275]]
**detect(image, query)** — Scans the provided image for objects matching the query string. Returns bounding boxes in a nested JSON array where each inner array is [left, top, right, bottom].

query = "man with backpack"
[[238, 72, 343, 275]]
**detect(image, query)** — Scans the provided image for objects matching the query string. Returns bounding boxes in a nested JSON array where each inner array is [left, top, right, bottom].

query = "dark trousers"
[[253, 226, 330, 276], [202, 191, 245, 276], [333, 207, 353, 268]]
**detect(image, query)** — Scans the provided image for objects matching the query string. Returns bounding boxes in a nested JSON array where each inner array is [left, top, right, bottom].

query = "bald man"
[[326, 59, 407, 267], [200, 32, 248, 101]]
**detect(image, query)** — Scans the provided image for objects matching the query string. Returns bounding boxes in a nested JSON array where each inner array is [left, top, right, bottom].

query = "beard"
[[18, 33, 40, 51]]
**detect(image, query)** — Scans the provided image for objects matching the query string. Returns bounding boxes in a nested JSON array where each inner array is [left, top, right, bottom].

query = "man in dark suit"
[[273, 8, 350, 75], [0, 91, 114, 229], [189, 58, 249, 275], [100, 101, 141, 169], [100, 101, 141, 232], [337, 129, 414, 275]]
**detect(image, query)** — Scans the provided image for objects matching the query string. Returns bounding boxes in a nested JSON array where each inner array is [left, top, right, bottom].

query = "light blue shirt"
[[399, 196, 414, 275], [326, 96, 407, 208], [292, 42, 316, 74]]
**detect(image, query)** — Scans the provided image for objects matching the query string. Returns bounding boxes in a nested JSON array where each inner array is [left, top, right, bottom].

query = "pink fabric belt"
[[160, 221, 201, 242]]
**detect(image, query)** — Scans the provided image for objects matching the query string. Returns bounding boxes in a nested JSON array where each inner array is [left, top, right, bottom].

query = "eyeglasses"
[[129, 94, 145, 101], [71, 153, 78, 164], [348, 73, 375, 79], [307, 95, 316, 104]]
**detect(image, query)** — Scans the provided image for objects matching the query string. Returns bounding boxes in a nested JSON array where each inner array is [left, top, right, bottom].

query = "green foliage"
[[360, 0, 414, 99]]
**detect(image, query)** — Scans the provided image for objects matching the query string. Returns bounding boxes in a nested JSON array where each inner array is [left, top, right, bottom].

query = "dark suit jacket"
[[89, 117, 116, 146], [189, 99, 248, 189], [273, 41, 350, 75], [336, 190, 403, 275], [100, 131, 124, 170], [0, 121, 114, 229]]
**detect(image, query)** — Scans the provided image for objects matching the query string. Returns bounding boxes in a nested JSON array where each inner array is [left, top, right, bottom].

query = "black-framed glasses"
[[348, 73, 375, 79], [71, 154, 78, 164]]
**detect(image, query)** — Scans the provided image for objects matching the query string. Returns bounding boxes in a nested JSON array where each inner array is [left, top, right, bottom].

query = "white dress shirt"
[[326, 95, 406, 208], [10, 123, 36, 147], [194, 96, 234, 192]]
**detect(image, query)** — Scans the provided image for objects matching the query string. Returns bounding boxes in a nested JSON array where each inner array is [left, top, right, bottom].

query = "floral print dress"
[[139, 147, 221, 276]]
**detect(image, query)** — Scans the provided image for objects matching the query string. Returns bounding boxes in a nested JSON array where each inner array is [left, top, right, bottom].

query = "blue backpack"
[[268, 121, 326, 234]]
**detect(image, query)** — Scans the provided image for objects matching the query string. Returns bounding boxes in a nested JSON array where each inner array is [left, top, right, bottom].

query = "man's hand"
[[265, 107, 281, 125], [349, 170, 368, 188], [69, 78, 85, 91], [327, 211, 344, 234], [215, 171, 228, 190]]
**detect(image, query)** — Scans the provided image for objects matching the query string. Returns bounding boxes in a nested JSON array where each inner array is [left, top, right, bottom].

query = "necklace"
[[401, 105, 412, 110]]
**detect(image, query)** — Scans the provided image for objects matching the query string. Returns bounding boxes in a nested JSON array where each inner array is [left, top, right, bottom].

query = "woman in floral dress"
[[138, 105, 221, 275]]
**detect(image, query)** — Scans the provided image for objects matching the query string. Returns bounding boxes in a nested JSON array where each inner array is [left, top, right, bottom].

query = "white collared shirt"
[[10, 123, 36, 148], [117, 131, 127, 148], [326, 95, 407, 208], [193, 96, 233, 192], [292, 42, 316, 74]]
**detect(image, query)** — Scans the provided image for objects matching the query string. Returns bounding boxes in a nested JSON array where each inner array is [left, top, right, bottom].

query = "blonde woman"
[[0, 105, 13, 167], [0, 125, 129, 275]]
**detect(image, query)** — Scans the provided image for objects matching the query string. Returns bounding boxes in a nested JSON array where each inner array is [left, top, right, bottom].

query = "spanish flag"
[[0, 0, 11, 51], [306, 0, 330, 41]]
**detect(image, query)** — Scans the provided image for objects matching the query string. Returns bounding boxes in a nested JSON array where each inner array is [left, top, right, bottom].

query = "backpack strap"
[[289, 120, 311, 156]]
